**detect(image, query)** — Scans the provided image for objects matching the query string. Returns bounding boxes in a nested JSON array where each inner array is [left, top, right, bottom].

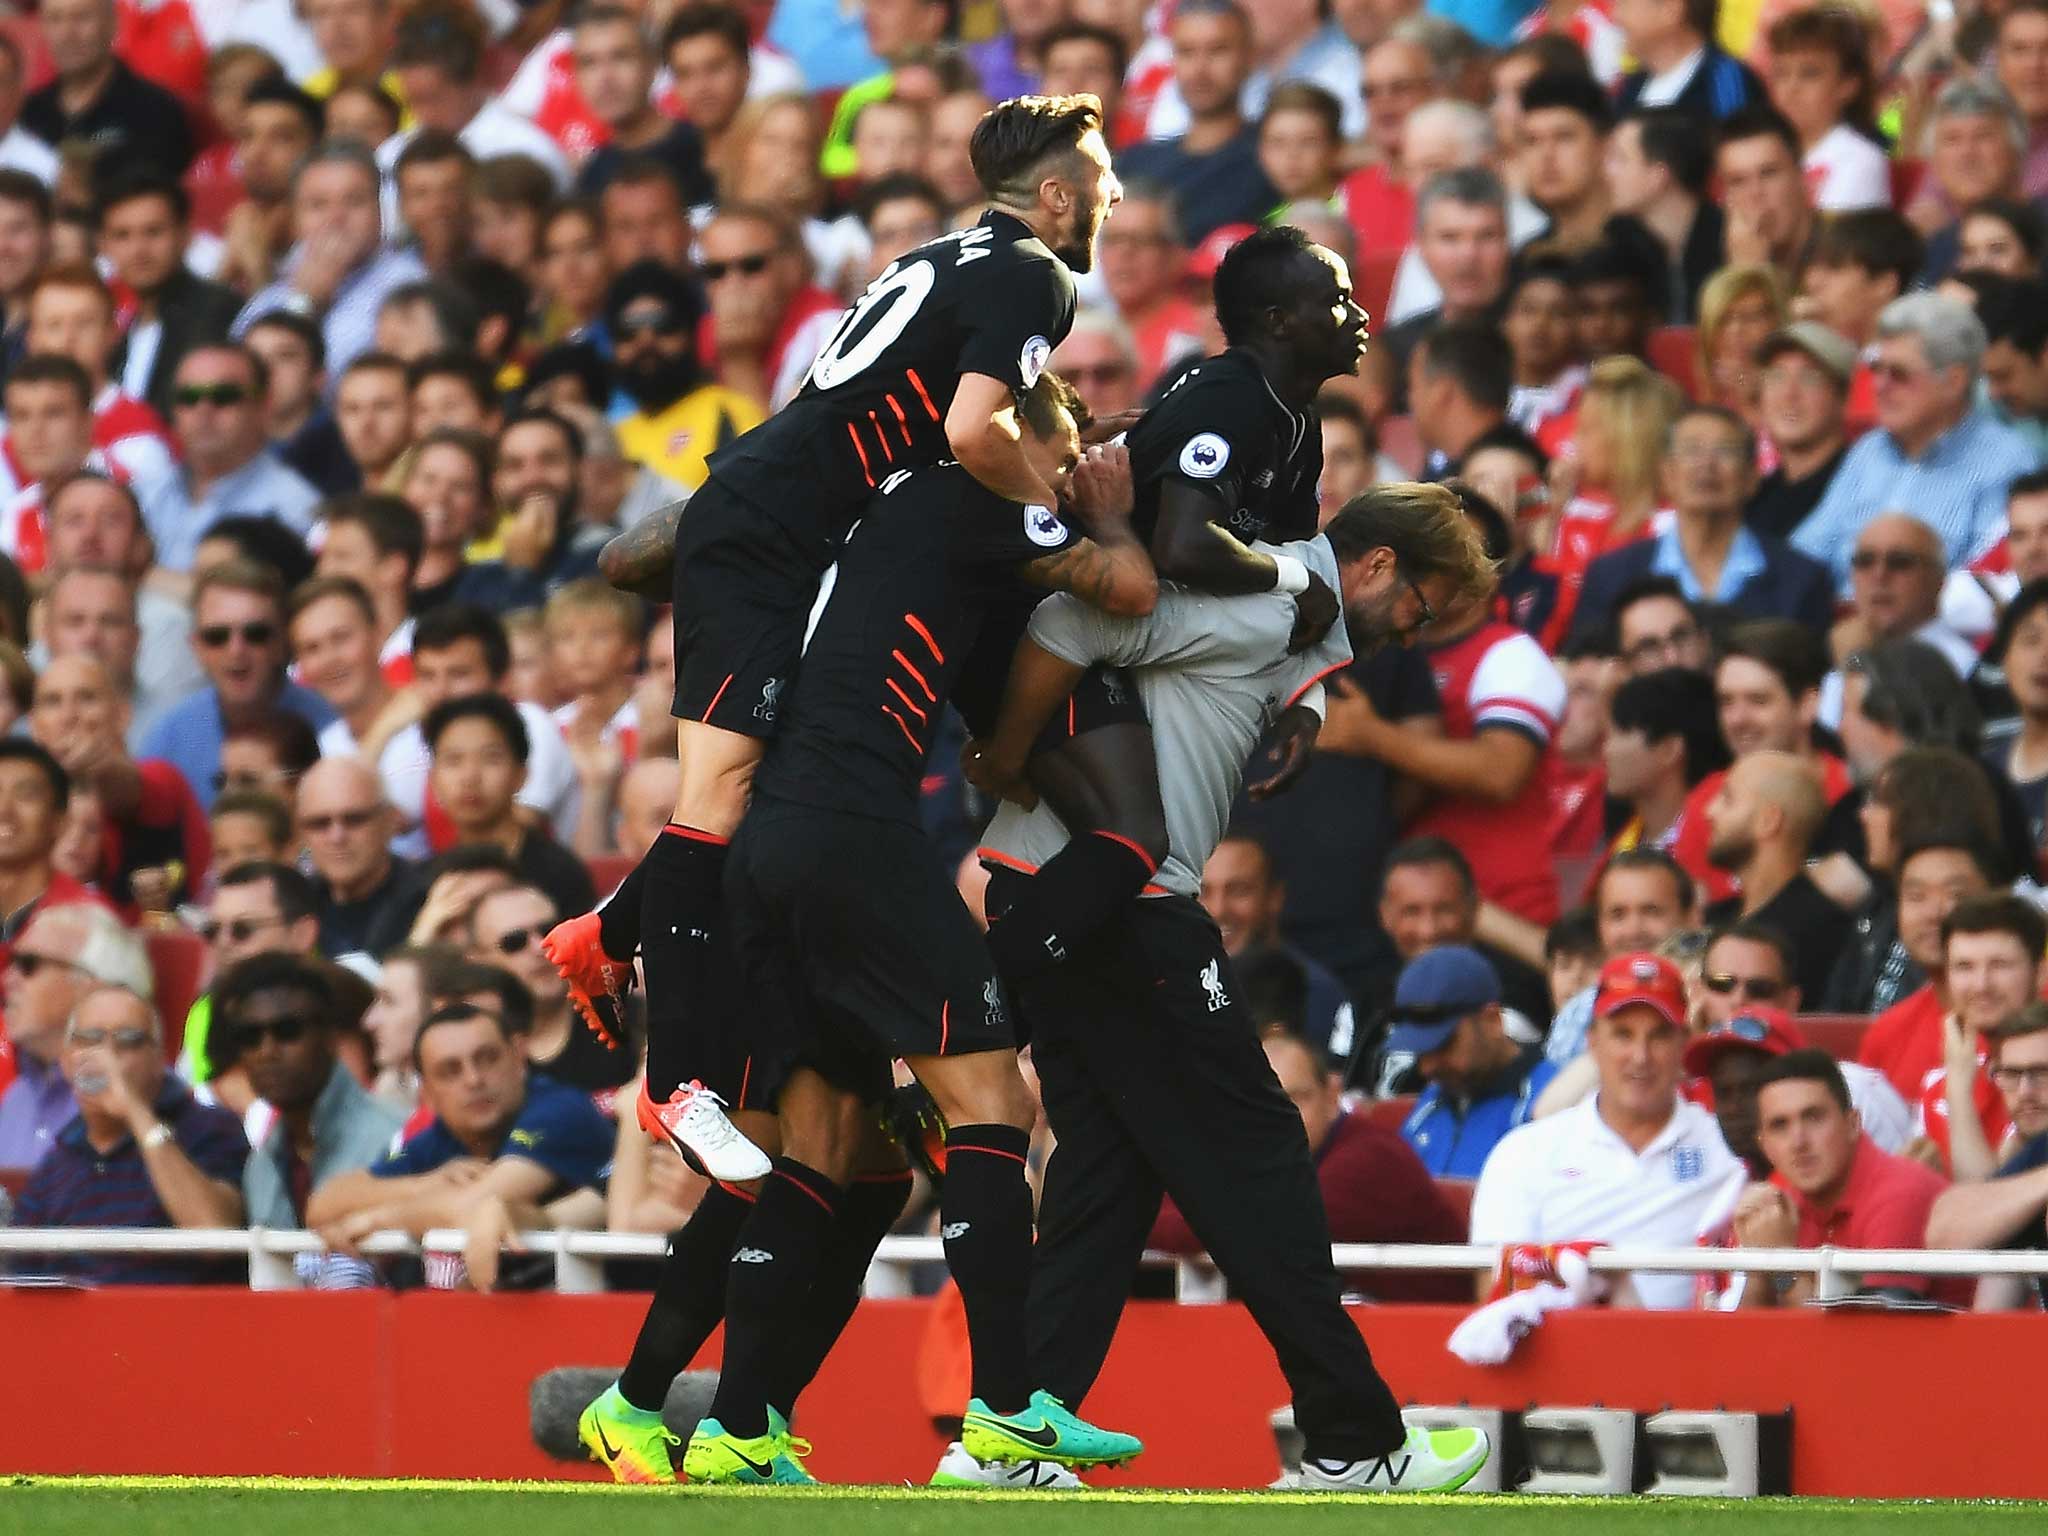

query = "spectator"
[[374, 274, 477, 361], [217, 78, 323, 299], [1765, 5, 1890, 211], [1933, 894, 2048, 1180], [1976, 278, 2048, 462], [1997, 0, 2048, 198], [1502, 254, 1584, 438], [180, 859, 324, 1097], [1701, 753, 1852, 1001], [491, 408, 606, 593], [1050, 310, 1141, 424], [1198, 829, 1357, 1064], [209, 789, 292, 872], [1566, 235, 1660, 366], [923, 86, 993, 209], [325, 82, 405, 149], [471, 156, 554, 285], [1730, 1050, 1968, 1307], [1799, 210, 1925, 358], [613, 756, 680, 862], [605, 261, 763, 490], [1364, 836, 1548, 1023], [22, 0, 194, 177], [548, 578, 644, 843], [572, 6, 711, 203], [1992, 580, 2048, 840], [320, 498, 423, 681], [1694, 263, 1789, 431], [1957, 199, 2048, 279], [469, 882, 631, 1094], [1256, 82, 1345, 211], [297, 757, 410, 963], [362, 943, 462, 1116], [36, 546, 193, 750], [600, 158, 693, 274], [0, 33, 54, 186], [0, 171, 51, 376], [1549, 634, 1620, 858], [402, 432, 549, 613], [661, 4, 757, 171], [223, 952, 404, 1239], [137, 344, 323, 572], [1150, 1028, 1465, 1302], [1603, 666, 1729, 854], [1914, 79, 2030, 285], [140, 560, 335, 812], [696, 202, 842, 412], [0, 357, 138, 574], [1380, 168, 1512, 405], [1746, 322, 1853, 540], [1714, 108, 1817, 292], [1829, 514, 1978, 689], [302, 0, 399, 100], [1572, 405, 1834, 641], [233, 142, 430, 381], [1612, 577, 1711, 677], [1792, 294, 2038, 589], [1097, 184, 1203, 390], [1389, 945, 1558, 1178], [1543, 848, 1698, 1066], [1605, 107, 1722, 322], [96, 172, 243, 423], [1612, 0, 1763, 123], [307, 1002, 611, 1289], [9, 983, 248, 1285], [0, 903, 153, 1168], [1518, 70, 1611, 251], [1473, 952, 1744, 1308], [379, 1, 570, 191], [1041, 24, 1132, 141], [245, 311, 355, 496], [1925, 1001, 2048, 1307], [1857, 839, 2002, 1104], [1116, 0, 1276, 244], [1408, 320, 1509, 478], [852, 173, 945, 290], [289, 576, 399, 757], [1315, 389, 1376, 520], [409, 349, 498, 433], [1543, 907, 1603, 1013]]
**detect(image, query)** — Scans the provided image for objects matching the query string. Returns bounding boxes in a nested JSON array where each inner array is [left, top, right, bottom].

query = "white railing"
[[2, 1227, 2047, 1302]]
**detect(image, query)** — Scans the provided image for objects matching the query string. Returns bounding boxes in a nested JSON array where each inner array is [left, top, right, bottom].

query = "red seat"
[[0, 1166, 28, 1198], [145, 929, 209, 1060], [1363, 1094, 1415, 1132], [584, 854, 637, 900], [1646, 325, 1699, 397], [1797, 1013, 1873, 1062], [1376, 414, 1421, 475], [1434, 1177, 1476, 1227]]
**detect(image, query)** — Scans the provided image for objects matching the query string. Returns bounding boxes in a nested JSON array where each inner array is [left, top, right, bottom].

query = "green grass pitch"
[[0, 1478, 2040, 1536]]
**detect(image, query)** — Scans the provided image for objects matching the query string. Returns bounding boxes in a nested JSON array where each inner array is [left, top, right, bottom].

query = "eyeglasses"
[[199, 913, 287, 946], [1872, 361, 1928, 385], [1991, 1064, 2048, 1090], [1405, 576, 1437, 629], [1362, 74, 1432, 101], [9, 951, 81, 978], [1064, 362, 1132, 386], [1849, 548, 1926, 574], [68, 1026, 153, 1051], [172, 382, 250, 410], [214, 768, 300, 794], [197, 621, 277, 649], [614, 309, 684, 339], [1703, 974, 1785, 1001], [301, 807, 380, 835], [236, 1015, 310, 1047], [493, 927, 537, 956], [698, 251, 774, 282], [1623, 624, 1703, 668]]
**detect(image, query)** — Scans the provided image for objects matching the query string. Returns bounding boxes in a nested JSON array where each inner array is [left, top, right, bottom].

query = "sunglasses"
[[1849, 549, 1925, 574], [493, 927, 537, 956], [9, 951, 80, 978], [199, 913, 286, 946], [173, 383, 249, 410], [1703, 974, 1784, 1000], [236, 1016, 310, 1047], [301, 807, 380, 835], [197, 621, 277, 649], [69, 1026, 153, 1051], [698, 251, 773, 282], [615, 310, 684, 339]]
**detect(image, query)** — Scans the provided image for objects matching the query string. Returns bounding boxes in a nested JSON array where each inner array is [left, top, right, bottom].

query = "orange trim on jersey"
[[715, 1180, 758, 1202], [1067, 697, 1075, 735], [885, 676, 928, 723], [1091, 828, 1160, 874], [892, 649, 936, 701], [869, 411, 894, 463], [1284, 659, 1350, 712], [948, 1141, 1028, 1167], [738, 1056, 752, 1107], [846, 422, 876, 486], [699, 674, 734, 721], [884, 393, 913, 445], [882, 705, 922, 751], [975, 844, 1169, 897], [903, 612, 944, 663], [905, 367, 940, 420], [939, 999, 950, 1053], [662, 823, 732, 847]]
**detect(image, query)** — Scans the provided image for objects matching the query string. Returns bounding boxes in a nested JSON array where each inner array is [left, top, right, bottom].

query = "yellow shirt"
[[303, 69, 415, 131], [616, 385, 766, 490]]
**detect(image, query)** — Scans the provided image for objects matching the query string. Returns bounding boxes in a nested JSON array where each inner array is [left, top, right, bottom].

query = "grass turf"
[[1, 1480, 2041, 1536]]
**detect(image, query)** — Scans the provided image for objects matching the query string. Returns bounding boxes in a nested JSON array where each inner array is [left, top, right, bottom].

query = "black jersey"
[[1125, 347, 1322, 549], [753, 463, 1079, 823], [705, 210, 1076, 559]]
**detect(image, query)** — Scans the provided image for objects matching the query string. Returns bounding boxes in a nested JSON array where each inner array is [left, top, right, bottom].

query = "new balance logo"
[[732, 1248, 774, 1264], [1200, 958, 1230, 1012], [941, 1221, 971, 1240], [1370, 1454, 1413, 1485]]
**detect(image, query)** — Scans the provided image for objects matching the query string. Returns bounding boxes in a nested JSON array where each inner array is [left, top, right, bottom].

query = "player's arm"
[[1152, 483, 1340, 646], [964, 634, 1088, 807], [1019, 443, 1157, 617], [947, 372, 1063, 508], [598, 501, 683, 601]]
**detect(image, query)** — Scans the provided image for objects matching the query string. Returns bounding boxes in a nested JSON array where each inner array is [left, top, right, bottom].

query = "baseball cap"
[[1756, 321, 1855, 387], [1385, 945, 1500, 1057], [1592, 952, 1687, 1030], [1187, 222, 1257, 281], [1682, 1005, 1809, 1077]]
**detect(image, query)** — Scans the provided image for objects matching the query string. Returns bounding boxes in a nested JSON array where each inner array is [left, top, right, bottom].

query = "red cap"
[[1593, 952, 1689, 1030], [1187, 223, 1257, 280], [1682, 1004, 1809, 1076]]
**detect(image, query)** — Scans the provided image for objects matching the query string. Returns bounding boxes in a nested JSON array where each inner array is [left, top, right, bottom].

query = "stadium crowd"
[[0, 0, 2042, 1317]]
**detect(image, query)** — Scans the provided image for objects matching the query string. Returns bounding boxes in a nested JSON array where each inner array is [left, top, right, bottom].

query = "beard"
[[620, 351, 703, 413], [1053, 189, 1104, 274], [1347, 582, 1406, 656], [1705, 829, 1754, 872]]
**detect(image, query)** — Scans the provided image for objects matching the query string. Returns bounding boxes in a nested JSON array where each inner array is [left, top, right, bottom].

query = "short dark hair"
[[1519, 68, 1613, 132], [395, 127, 476, 182], [413, 602, 510, 677], [1381, 834, 1477, 900], [245, 76, 324, 141], [7, 353, 92, 411], [857, 171, 947, 229], [1668, 401, 1757, 464], [224, 708, 321, 780], [1017, 369, 1086, 438], [1845, 638, 1982, 754], [392, 0, 487, 81], [1545, 905, 1601, 962], [341, 349, 409, 385], [1717, 103, 1803, 164], [1418, 320, 1513, 412], [1768, 3, 1877, 127], [1214, 224, 1325, 346], [322, 492, 424, 575], [1569, 233, 1662, 303], [217, 859, 319, 923], [661, 1, 751, 60], [437, 963, 536, 1038], [1625, 107, 1712, 195], [499, 403, 585, 463], [1976, 274, 2048, 357], [522, 340, 613, 411], [1941, 891, 2048, 958], [452, 256, 530, 364], [91, 167, 190, 229], [1754, 1047, 1852, 1113], [381, 279, 478, 351], [1263, 79, 1343, 140], [1721, 618, 1830, 700], [1610, 668, 1730, 784], [413, 1000, 514, 1068], [1704, 918, 1795, 982], [324, 79, 403, 143], [197, 516, 315, 592], [1611, 574, 1700, 645], [211, 787, 295, 850], [1041, 20, 1129, 80], [213, 951, 337, 1037], [408, 350, 497, 412], [246, 307, 327, 372], [970, 93, 1106, 201], [423, 692, 531, 764], [1595, 846, 1697, 916], [288, 573, 378, 630], [1899, 835, 2009, 889], [1809, 208, 1924, 292], [0, 737, 68, 812]]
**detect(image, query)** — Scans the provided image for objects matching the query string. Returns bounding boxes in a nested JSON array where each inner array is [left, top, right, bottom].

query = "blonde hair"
[[543, 576, 642, 640], [1579, 356, 1685, 520], [714, 91, 823, 213], [1323, 481, 1498, 607], [1696, 263, 1788, 390]]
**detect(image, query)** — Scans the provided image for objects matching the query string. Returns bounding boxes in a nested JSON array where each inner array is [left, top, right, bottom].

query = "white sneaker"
[[929, 1441, 1083, 1489], [1286, 1425, 1490, 1493], [637, 1079, 772, 1182]]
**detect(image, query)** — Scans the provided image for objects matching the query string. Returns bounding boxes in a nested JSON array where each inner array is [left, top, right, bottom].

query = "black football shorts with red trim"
[[724, 796, 1015, 1101], [671, 477, 831, 738]]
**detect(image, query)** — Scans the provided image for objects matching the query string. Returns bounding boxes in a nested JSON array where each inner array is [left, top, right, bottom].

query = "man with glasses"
[[470, 883, 630, 1095], [1572, 406, 1833, 644], [175, 860, 322, 1092], [1701, 752, 1852, 1003], [136, 344, 322, 573], [297, 757, 409, 964], [9, 982, 252, 1286], [695, 203, 842, 413], [1096, 184, 1203, 392], [140, 560, 335, 813], [606, 261, 763, 492], [1610, 577, 1711, 678], [0, 901, 143, 1168], [1049, 311, 1141, 422], [1791, 292, 2039, 591], [1930, 895, 2048, 1182], [1825, 514, 1977, 704], [1927, 1001, 2048, 1307]]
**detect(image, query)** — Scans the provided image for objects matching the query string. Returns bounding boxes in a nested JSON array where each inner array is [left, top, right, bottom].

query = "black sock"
[[597, 855, 650, 960], [985, 832, 1156, 981], [768, 1170, 914, 1420], [941, 1124, 1034, 1414], [616, 1182, 754, 1412], [639, 824, 729, 1101], [708, 1158, 842, 1440]]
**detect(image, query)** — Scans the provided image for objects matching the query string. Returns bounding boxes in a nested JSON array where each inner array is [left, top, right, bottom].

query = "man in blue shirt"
[[1925, 1001, 2048, 1308], [1791, 292, 2039, 590], [1390, 945, 1558, 1178]]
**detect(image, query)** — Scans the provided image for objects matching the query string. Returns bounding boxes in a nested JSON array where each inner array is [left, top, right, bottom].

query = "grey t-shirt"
[[980, 534, 1352, 898]]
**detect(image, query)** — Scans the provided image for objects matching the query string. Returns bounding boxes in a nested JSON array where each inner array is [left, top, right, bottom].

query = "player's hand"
[[1064, 442, 1134, 529], [1287, 570, 1340, 653], [1079, 408, 1142, 446], [961, 738, 1038, 809], [1246, 703, 1322, 800]]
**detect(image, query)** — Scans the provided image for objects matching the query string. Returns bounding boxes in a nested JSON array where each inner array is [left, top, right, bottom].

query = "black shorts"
[[725, 798, 1014, 1100], [951, 594, 1148, 755], [671, 477, 829, 739]]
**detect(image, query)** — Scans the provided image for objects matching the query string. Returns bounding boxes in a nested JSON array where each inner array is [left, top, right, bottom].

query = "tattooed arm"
[[598, 503, 683, 601], [1019, 534, 1157, 616]]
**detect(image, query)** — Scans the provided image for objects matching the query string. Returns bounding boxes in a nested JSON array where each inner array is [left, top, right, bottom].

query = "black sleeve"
[[1369, 644, 1438, 720], [985, 500, 1080, 567], [956, 257, 1073, 388]]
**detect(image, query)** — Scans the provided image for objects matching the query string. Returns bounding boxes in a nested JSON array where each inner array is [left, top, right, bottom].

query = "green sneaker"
[[960, 1390, 1143, 1469], [578, 1383, 680, 1484], [682, 1408, 816, 1485]]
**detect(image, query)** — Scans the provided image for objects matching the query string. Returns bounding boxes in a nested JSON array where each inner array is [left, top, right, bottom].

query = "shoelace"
[[675, 1083, 748, 1149], [782, 1434, 813, 1464]]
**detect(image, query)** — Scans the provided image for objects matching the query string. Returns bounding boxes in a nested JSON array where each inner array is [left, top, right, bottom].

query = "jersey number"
[[808, 260, 937, 390]]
